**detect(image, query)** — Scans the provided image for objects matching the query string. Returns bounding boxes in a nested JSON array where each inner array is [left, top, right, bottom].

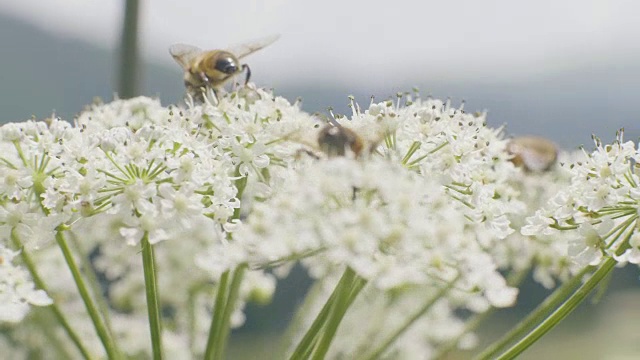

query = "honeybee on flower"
[[169, 35, 280, 101]]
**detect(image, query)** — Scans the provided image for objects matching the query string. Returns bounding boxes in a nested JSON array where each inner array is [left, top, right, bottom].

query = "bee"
[[169, 35, 280, 101], [317, 124, 365, 157], [507, 136, 558, 172]]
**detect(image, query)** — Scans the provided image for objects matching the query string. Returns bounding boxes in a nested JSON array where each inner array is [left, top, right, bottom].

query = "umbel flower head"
[[0, 86, 574, 357], [522, 130, 640, 268]]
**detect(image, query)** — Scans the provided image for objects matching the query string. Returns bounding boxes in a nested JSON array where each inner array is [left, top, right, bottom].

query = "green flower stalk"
[[141, 232, 163, 360]]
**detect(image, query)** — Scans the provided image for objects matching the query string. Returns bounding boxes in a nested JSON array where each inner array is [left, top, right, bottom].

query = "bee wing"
[[169, 43, 204, 69], [226, 34, 280, 59], [519, 148, 557, 172]]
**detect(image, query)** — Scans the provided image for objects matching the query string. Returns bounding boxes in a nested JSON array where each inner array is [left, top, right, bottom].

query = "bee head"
[[209, 52, 239, 75]]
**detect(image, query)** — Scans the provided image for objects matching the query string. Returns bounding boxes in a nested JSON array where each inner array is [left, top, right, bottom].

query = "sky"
[[2, 0, 640, 88]]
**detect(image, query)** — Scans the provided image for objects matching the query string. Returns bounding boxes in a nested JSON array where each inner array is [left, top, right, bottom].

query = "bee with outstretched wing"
[[169, 34, 280, 101]]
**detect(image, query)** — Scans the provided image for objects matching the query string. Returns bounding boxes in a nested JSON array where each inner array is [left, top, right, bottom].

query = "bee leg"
[[295, 148, 321, 160], [188, 85, 205, 104], [203, 86, 219, 105], [242, 64, 251, 85], [198, 72, 210, 83], [352, 186, 360, 201]]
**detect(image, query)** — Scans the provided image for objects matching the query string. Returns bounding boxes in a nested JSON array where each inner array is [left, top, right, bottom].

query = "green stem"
[[310, 267, 360, 360], [141, 232, 163, 360], [474, 265, 594, 360], [496, 257, 617, 359], [118, 0, 140, 98], [11, 231, 94, 360], [55, 230, 121, 359], [213, 265, 248, 360], [476, 217, 637, 360], [202, 265, 247, 360], [204, 170, 249, 359], [68, 231, 116, 341], [493, 225, 635, 360], [358, 276, 459, 360], [288, 273, 347, 360], [288, 268, 363, 360], [204, 271, 230, 360]]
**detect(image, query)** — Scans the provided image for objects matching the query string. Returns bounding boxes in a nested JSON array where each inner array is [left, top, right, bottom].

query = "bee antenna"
[[242, 64, 251, 85]]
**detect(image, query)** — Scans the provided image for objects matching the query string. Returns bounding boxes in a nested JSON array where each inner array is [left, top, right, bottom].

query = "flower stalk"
[[11, 231, 94, 360], [496, 257, 616, 359], [204, 270, 230, 360], [491, 226, 635, 360], [142, 231, 163, 360], [214, 264, 247, 359], [310, 267, 362, 360], [55, 229, 122, 359], [289, 267, 364, 360]]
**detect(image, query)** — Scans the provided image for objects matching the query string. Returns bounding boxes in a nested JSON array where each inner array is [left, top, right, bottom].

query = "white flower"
[[521, 133, 640, 269], [615, 233, 640, 264], [0, 245, 53, 323]]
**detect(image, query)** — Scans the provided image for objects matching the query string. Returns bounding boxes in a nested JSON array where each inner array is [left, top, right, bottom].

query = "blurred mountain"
[[1, 14, 640, 148], [0, 14, 178, 122]]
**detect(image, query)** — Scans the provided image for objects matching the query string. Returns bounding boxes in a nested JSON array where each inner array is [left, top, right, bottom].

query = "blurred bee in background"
[[317, 124, 365, 157], [507, 136, 558, 172], [169, 35, 279, 102], [292, 121, 372, 160]]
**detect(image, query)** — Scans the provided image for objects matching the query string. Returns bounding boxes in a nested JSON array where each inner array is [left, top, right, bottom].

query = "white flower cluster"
[[0, 86, 581, 358], [522, 132, 640, 268], [0, 89, 309, 357]]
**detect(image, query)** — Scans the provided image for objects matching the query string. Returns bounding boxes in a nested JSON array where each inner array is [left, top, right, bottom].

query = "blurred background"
[[2, 0, 640, 358], [3, 0, 640, 147]]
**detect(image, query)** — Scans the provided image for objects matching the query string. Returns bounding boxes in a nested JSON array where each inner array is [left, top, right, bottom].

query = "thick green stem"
[[204, 271, 230, 360], [118, 0, 140, 98], [11, 231, 94, 360], [213, 265, 247, 360], [311, 267, 360, 360], [358, 276, 460, 360], [68, 232, 116, 340], [288, 276, 344, 360], [496, 257, 617, 359], [289, 268, 363, 360], [141, 233, 163, 360], [55, 230, 121, 359]]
